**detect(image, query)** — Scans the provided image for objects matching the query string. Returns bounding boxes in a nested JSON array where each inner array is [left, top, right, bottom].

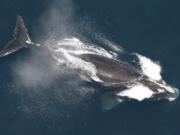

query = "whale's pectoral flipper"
[[0, 15, 34, 57], [101, 92, 124, 111]]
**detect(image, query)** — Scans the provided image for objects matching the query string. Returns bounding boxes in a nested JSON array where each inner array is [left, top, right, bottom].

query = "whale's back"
[[79, 54, 141, 86]]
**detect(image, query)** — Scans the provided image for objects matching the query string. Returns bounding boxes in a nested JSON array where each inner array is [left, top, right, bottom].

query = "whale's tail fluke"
[[0, 15, 36, 57]]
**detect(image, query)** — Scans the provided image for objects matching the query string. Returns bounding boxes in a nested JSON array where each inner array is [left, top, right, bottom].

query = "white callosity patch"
[[136, 54, 162, 81], [117, 84, 154, 101]]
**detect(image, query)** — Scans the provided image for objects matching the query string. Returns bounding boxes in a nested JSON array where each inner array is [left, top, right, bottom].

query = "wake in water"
[[50, 37, 115, 83]]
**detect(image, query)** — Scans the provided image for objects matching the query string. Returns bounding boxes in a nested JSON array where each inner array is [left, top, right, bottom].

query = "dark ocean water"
[[0, 0, 180, 135]]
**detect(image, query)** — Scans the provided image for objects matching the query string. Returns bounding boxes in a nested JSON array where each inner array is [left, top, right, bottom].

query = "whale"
[[0, 15, 179, 108]]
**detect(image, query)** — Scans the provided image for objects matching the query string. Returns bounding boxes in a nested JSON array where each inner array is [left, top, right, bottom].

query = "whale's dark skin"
[[79, 54, 141, 83], [0, 15, 178, 102], [77, 53, 142, 87]]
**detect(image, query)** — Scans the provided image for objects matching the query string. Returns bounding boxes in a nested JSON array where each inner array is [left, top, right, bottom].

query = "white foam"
[[98, 37, 123, 52], [49, 37, 113, 82], [136, 54, 162, 81], [55, 37, 113, 58], [117, 84, 154, 101]]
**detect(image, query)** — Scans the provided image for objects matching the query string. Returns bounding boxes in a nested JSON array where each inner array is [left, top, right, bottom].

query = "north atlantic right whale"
[[0, 15, 179, 109], [76, 53, 178, 101]]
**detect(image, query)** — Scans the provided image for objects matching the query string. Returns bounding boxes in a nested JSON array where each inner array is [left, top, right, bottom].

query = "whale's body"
[[78, 53, 141, 85], [0, 16, 178, 108], [77, 53, 178, 99]]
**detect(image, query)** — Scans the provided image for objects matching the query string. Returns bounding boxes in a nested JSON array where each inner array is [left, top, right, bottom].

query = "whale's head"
[[116, 78, 179, 102], [101, 78, 179, 111], [145, 80, 179, 101]]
